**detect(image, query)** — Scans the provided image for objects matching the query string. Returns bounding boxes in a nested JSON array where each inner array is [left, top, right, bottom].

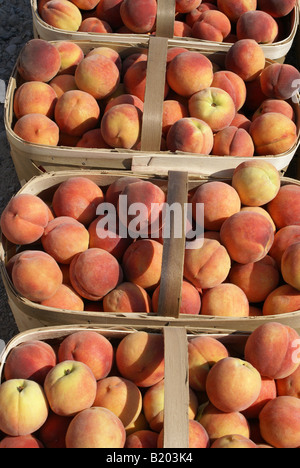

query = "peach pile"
[[12, 37, 299, 157], [0, 322, 299, 448], [36, 0, 296, 46]]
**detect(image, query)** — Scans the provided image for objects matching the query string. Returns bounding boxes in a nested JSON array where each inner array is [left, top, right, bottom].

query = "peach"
[[14, 81, 57, 120], [115, 331, 164, 387], [192, 10, 231, 42], [52, 176, 104, 226], [87, 46, 122, 72], [54, 41, 84, 76], [71, 0, 100, 8], [120, 0, 157, 33], [0, 435, 44, 449], [41, 216, 89, 264], [0, 194, 50, 245], [44, 360, 97, 416], [242, 377, 277, 419], [260, 63, 300, 100], [54, 90, 100, 137], [231, 160, 281, 206], [4, 340, 56, 386], [228, 256, 280, 303], [245, 76, 268, 112], [152, 280, 201, 315], [14, 113, 60, 146], [173, 20, 192, 37], [105, 176, 143, 207], [122, 240, 163, 291], [262, 284, 300, 316], [88, 215, 132, 260], [197, 402, 250, 441], [217, 0, 257, 22], [225, 39, 265, 82], [259, 396, 300, 448], [75, 54, 120, 100], [125, 413, 149, 435], [220, 211, 275, 264], [269, 225, 300, 268], [125, 430, 159, 448], [257, 0, 296, 18], [244, 322, 300, 379], [267, 185, 300, 229], [76, 128, 112, 148], [183, 239, 232, 290], [201, 283, 250, 317], [124, 60, 165, 103], [95, 0, 124, 30], [93, 376, 142, 429], [38, 411, 72, 448], [231, 113, 251, 131], [78, 17, 112, 33], [157, 420, 210, 448], [189, 87, 236, 133], [40, 284, 84, 311], [236, 10, 278, 43], [122, 52, 148, 78], [212, 126, 255, 157], [188, 335, 229, 392], [166, 47, 189, 65], [103, 282, 152, 313], [49, 74, 78, 98], [166, 51, 214, 97], [281, 242, 300, 291], [276, 365, 300, 398], [192, 181, 241, 231], [166, 117, 214, 154], [65, 407, 126, 448], [0, 379, 48, 437], [176, 0, 202, 13], [17, 38, 61, 82], [162, 100, 189, 138], [11, 250, 63, 303], [105, 94, 144, 113], [211, 434, 257, 448], [100, 104, 143, 149], [252, 99, 295, 122], [211, 70, 247, 111], [40, 0, 82, 31]]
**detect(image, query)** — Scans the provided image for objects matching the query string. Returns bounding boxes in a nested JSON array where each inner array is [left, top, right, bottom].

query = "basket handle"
[[156, 0, 176, 38]]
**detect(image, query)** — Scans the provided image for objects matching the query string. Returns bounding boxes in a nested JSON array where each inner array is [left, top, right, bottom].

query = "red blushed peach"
[[116, 331, 164, 388], [269, 225, 300, 268], [122, 52, 148, 78], [58, 330, 113, 381], [105, 176, 143, 207], [76, 129, 112, 148], [267, 185, 300, 229], [152, 280, 201, 315], [229, 256, 280, 303], [17, 39, 61, 82], [263, 284, 300, 316], [225, 39, 265, 82], [162, 100, 189, 138], [176, 0, 202, 13], [188, 336, 229, 392], [201, 283, 250, 317], [14, 82, 57, 119], [242, 377, 277, 419], [245, 76, 268, 112], [211, 70, 247, 111], [49, 74, 78, 98], [166, 117, 214, 154], [259, 396, 300, 448], [103, 282, 152, 313], [40, 0, 82, 31], [220, 211, 275, 264], [65, 407, 126, 448], [52, 176, 104, 226], [40, 284, 84, 311], [281, 242, 300, 291], [78, 17, 113, 33], [0, 194, 49, 245], [276, 365, 300, 398], [211, 435, 257, 448], [192, 10, 231, 42], [157, 420, 210, 448], [231, 113, 251, 131], [167, 51, 214, 98], [11, 250, 63, 303], [14, 113, 60, 146], [4, 340, 56, 386], [217, 0, 257, 22], [173, 20, 192, 37], [252, 99, 295, 122], [54, 41, 84, 76], [0, 435, 44, 448], [122, 240, 163, 291], [236, 10, 278, 43], [245, 322, 300, 379], [38, 412, 72, 448], [87, 47, 122, 72], [71, 0, 100, 9], [213, 126, 254, 157], [69, 248, 123, 301], [75, 54, 120, 101], [251, 113, 298, 155], [41, 216, 89, 264], [95, 0, 124, 30], [124, 60, 168, 102], [166, 47, 189, 65], [101, 104, 143, 149], [120, 0, 157, 33], [125, 430, 159, 448], [54, 90, 100, 137], [105, 94, 144, 114], [260, 63, 300, 100], [192, 181, 241, 231], [257, 0, 296, 18], [184, 239, 231, 291]]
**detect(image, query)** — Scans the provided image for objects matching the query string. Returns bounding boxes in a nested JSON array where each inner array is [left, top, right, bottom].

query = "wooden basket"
[[5, 37, 300, 185], [1, 169, 300, 334]]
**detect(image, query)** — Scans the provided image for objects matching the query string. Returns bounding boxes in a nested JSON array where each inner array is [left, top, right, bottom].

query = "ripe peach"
[[101, 104, 142, 149], [52, 176, 104, 226], [192, 10, 231, 42], [103, 282, 152, 313], [105, 176, 142, 207], [236, 11, 278, 43], [260, 63, 300, 100], [166, 117, 214, 154], [267, 185, 300, 229], [122, 52, 147, 77], [225, 39, 265, 82], [176, 0, 202, 13], [257, 0, 296, 18], [183, 239, 231, 290], [49, 74, 78, 98], [231, 113, 251, 131], [105, 94, 144, 114], [220, 211, 275, 264], [38, 412, 72, 448], [87, 46, 122, 72], [124, 60, 168, 102], [115, 331, 164, 387], [262, 284, 300, 316], [245, 76, 268, 112], [167, 51, 213, 97], [14, 113, 60, 146], [162, 100, 189, 137], [76, 128, 112, 148], [269, 225, 300, 268], [157, 420, 210, 448], [242, 377, 277, 419], [40, 284, 84, 311], [211, 434, 257, 448], [188, 335, 229, 392], [17, 38, 61, 82], [11, 250, 63, 303], [212, 126, 255, 157], [252, 99, 295, 122], [152, 280, 201, 315], [120, 0, 157, 33], [71, 0, 100, 9], [4, 340, 56, 385], [40, 0, 82, 31], [78, 17, 112, 33], [281, 242, 300, 291], [211, 70, 247, 111], [95, 0, 124, 30], [217, 0, 257, 22], [125, 430, 159, 448], [201, 283, 250, 317], [0, 435, 44, 448], [259, 396, 300, 448], [244, 322, 300, 379], [14, 81, 57, 120], [276, 365, 300, 398], [65, 407, 126, 448]]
